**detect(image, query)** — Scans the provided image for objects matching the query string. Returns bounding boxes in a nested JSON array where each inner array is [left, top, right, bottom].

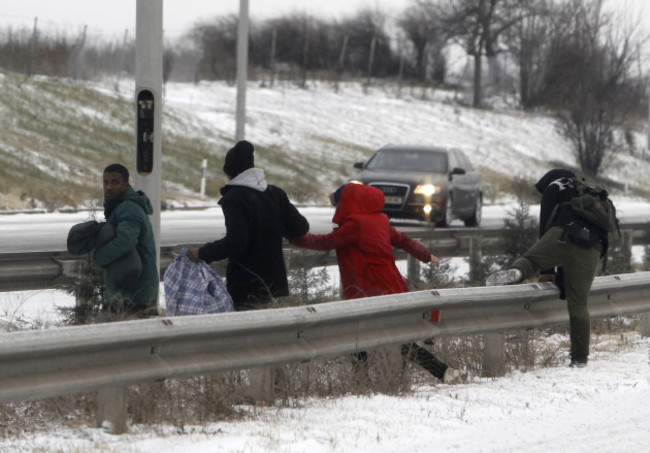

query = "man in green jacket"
[[94, 163, 159, 320]]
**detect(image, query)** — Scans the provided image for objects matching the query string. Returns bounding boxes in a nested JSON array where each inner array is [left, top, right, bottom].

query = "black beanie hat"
[[223, 140, 255, 177]]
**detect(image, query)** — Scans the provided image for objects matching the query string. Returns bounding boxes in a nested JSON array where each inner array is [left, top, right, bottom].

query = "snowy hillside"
[[165, 79, 650, 200], [1, 71, 649, 210]]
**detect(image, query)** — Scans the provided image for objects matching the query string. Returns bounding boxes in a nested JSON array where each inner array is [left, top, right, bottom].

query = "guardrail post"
[[66, 259, 93, 324], [482, 332, 505, 377], [407, 254, 420, 283], [248, 367, 275, 404], [97, 386, 128, 434], [468, 235, 483, 283], [622, 230, 633, 271], [641, 313, 650, 337]]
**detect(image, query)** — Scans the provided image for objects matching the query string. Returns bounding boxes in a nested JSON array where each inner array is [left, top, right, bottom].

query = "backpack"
[[566, 178, 619, 235]]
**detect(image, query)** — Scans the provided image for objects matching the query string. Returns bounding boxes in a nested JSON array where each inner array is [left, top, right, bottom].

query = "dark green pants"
[[513, 226, 601, 362]]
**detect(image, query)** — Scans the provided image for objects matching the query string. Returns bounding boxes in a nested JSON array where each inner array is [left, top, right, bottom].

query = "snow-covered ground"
[[1, 200, 649, 452], [0, 307, 649, 453]]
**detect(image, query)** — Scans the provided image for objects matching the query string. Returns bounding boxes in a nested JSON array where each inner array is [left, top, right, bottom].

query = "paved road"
[[1, 202, 648, 254]]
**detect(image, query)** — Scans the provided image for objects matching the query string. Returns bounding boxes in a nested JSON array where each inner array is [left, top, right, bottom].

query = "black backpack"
[[548, 177, 620, 263], [567, 178, 619, 235]]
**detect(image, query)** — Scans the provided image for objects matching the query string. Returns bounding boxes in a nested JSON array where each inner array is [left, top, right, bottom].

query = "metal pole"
[[134, 0, 163, 277], [72, 25, 87, 80], [27, 17, 37, 77], [269, 29, 276, 88], [96, 0, 163, 435], [200, 159, 208, 199], [235, 0, 249, 141], [365, 36, 376, 91]]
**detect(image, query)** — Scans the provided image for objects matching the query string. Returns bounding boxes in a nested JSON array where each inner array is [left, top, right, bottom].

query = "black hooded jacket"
[[197, 168, 309, 308], [535, 169, 578, 237]]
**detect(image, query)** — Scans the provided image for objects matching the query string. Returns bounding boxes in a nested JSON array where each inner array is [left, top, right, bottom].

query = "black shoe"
[[569, 360, 588, 368]]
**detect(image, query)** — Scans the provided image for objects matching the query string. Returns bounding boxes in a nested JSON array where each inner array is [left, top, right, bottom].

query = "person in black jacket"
[[188, 140, 309, 311], [486, 169, 606, 368]]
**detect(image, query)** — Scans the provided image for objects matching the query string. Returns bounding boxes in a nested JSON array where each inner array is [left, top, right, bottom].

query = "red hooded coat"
[[291, 183, 432, 300]]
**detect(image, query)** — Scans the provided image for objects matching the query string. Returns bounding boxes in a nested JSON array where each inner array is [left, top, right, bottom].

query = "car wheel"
[[435, 194, 453, 227], [464, 195, 482, 227]]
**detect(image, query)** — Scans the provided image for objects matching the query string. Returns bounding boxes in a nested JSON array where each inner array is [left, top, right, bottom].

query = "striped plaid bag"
[[164, 248, 234, 315]]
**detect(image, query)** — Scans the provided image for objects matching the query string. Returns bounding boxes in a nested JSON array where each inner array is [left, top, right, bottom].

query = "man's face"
[[103, 171, 129, 201]]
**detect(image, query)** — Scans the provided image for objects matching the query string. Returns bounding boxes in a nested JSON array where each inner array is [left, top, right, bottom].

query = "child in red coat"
[[291, 183, 467, 384]]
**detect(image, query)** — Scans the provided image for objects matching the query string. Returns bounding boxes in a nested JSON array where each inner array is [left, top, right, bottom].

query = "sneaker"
[[569, 360, 588, 368], [443, 367, 468, 384], [486, 268, 523, 286]]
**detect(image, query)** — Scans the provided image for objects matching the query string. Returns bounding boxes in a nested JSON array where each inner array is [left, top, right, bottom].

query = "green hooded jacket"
[[94, 186, 159, 310]]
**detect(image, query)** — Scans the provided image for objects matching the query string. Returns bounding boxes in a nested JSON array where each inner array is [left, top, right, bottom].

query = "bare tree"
[[545, 0, 643, 177], [338, 9, 396, 79], [500, 0, 554, 108], [190, 15, 239, 82], [162, 43, 176, 87], [398, 1, 448, 83], [250, 14, 335, 83], [438, 0, 524, 107]]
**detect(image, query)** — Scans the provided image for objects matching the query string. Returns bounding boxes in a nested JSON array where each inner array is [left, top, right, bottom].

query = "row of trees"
[[191, 0, 650, 178], [0, 0, 647, 177]]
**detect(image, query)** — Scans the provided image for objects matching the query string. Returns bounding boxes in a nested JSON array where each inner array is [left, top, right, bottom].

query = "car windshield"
[[366, 149, 448, 173]]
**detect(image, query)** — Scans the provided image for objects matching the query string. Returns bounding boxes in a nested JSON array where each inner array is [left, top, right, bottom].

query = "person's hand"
[[429, 254, 440, 267], [538, 274, 555, 284], [187, 248, 200, 261]]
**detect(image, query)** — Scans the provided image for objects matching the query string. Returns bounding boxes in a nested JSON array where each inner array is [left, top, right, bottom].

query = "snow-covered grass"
[[0, 326, 648, 452], [2, 72, 650, 211]]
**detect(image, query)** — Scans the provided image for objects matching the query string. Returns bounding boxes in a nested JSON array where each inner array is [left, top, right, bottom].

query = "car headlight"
[[414, 184, 439, 196]]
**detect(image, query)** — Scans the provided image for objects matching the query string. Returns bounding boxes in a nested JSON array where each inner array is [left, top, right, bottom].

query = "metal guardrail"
[[0, 222, 647, 292], [1, 271, 649, 404]]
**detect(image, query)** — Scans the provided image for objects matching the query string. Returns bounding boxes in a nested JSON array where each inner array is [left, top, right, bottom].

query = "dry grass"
[[0, 315, 641, 437]]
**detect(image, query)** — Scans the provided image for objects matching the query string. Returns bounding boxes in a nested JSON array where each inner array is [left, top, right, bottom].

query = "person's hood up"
[[223, 167, 268, 192], [332, 183, 385, 225], [534, 169, 575, 194], [104, 186, 153, 217]]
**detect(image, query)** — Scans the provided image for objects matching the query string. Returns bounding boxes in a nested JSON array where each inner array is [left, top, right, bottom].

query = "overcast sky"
[[1, 0, 647, 38], [0, 0, 647, 44], [0, 0, 410, 39]]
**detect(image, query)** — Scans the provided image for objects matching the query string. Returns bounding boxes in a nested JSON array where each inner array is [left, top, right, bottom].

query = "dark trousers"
[[513, 226, 601, 362], [400, 343, 448, 379], [354, 343, 448, 380]]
